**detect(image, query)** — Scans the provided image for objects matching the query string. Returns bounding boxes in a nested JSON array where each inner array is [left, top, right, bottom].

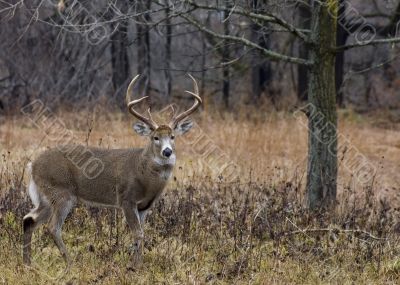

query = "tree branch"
[[337, 2, 400, 52], [335, 36, 400, 52], [184, 0, 310, 43], [180, 14, 311, 66]]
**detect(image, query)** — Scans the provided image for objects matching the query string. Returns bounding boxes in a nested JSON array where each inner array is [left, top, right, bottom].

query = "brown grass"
[[0, 108, 400, 284]]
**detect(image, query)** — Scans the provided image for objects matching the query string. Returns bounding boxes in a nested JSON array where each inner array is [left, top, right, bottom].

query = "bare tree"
[[137, 0, 152, 97], [164, 0, 172, 99], [297, 0, 311, 102], [111, 1, 130, 101], [2, 0, 400, 210], [251, 0, 272, 104], [178, 0, 400, 209], [200, 14, 210, 101], [305, 1, 338, 209], [222, 1, 230, 108]]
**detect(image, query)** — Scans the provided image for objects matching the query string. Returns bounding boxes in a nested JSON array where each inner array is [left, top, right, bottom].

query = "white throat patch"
[[153, 155, 175, 180], [153, 154, 176, 166]]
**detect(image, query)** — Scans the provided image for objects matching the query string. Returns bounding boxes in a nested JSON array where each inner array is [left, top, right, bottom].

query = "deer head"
[[126, 74, 202, 163]]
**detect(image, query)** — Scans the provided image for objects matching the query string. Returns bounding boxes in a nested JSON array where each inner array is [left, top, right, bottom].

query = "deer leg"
[[122, 203, 143, 262], [23, 203, 51, 265], [138, 210, 148, 226], [47, 196, 76, 269]]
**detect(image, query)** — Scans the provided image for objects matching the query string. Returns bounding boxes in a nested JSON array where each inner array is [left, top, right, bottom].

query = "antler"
[[126, 75, 158, 130], [170, 74, 202, 128]]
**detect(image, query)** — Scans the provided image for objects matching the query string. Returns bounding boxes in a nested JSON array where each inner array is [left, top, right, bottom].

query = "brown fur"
[[22, 73, 201, 268], [23, 127, 178, 267]]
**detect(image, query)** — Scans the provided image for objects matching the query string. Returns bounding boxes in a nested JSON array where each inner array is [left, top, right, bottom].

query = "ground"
[[0, 107, 400, 284]]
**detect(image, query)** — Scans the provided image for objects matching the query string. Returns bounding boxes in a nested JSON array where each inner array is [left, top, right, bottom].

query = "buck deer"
[[23, 74, 202, 268]]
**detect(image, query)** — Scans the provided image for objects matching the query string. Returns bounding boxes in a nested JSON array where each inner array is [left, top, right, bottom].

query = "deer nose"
[[162, 148, 172, 158]]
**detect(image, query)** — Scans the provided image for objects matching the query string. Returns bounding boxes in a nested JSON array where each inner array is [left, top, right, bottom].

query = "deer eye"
[[171, 135, 175, 140], [154, 137, 159, 141]]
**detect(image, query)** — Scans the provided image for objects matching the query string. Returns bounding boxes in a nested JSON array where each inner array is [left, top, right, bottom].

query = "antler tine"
[[170, 74, 202, 128], [146, 108, 156, 124], [126, 75, 158, 130], [170, 105, 176, 116]]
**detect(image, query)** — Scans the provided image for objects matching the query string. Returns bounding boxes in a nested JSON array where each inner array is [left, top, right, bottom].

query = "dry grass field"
[[1, 107, 400, 284]]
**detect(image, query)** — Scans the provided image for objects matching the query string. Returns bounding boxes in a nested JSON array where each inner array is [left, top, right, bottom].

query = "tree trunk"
[[111, 19, 129, 101], [306, 0, 338, 210], [222, 7, 230, 108], [251, 23, 272, 104], [137, 0, 151, 97], [335, 0, 347, 107], [200, 20, 207, 99], [297, 1, 311, 101], [164, 0, 172, 100], [250, 0, 272, 104]]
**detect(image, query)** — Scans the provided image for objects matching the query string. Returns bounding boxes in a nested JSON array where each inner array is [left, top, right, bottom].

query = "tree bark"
[[251, 23, 272, 104], [250, 0, 272, 104], [111, 19, 129, 101], [335, 0, 347, 107], [306, 0, 338, 210], [164, 0, 172, 100], [137, 0, 151, 97], [297, 0, 311, 101], [222, 6, 230, 109], [200, 14, 210, 103]]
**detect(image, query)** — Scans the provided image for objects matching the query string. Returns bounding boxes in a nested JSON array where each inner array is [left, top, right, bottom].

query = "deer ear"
[[133, 122, 152, 136], [175, 120, 193, 135]]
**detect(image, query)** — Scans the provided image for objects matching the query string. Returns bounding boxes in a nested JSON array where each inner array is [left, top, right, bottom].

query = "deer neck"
[[140, 146, 175, 181]]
